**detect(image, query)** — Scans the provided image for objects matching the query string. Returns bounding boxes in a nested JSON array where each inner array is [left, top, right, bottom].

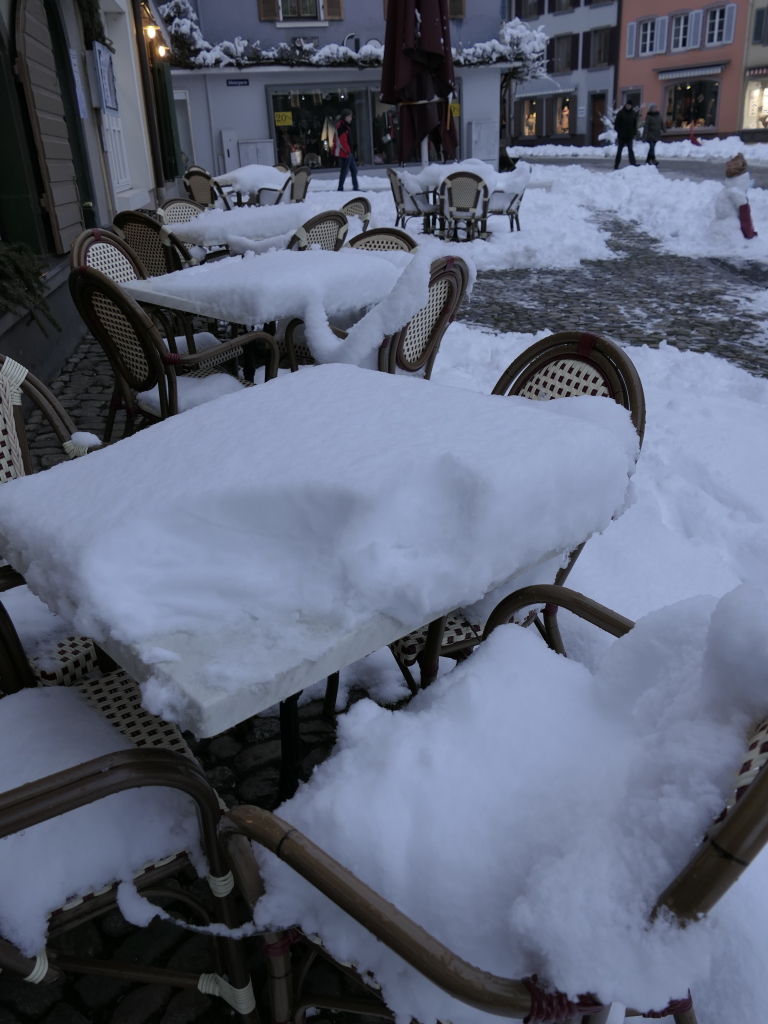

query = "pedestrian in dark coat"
[[642, 105, 664, 165], [335, 109, 359, 191], [613, 101, 638, 170]]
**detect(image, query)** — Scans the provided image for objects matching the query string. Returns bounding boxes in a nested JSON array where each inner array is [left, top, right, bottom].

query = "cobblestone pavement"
[[9, 216, 768, 1024]]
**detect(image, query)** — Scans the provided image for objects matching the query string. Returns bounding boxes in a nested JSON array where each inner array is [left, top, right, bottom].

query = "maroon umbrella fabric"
[[380, 0, 458, 162]]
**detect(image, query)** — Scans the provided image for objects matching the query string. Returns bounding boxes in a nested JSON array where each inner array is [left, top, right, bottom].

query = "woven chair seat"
[[390, 613, 483, 668], [33, 636, 98, 686], [136, 371, 248, 416]]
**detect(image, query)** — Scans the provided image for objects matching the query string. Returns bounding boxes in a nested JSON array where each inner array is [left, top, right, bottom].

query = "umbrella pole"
[[420, 136, 429, 168]]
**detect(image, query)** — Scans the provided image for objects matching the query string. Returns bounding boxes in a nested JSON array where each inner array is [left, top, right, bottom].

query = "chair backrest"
[[69, 229, 147, 283], [349, 227, 417, 253], [252, 178, 290, 207], [158, 198, 206, 224], [69, 266, 174, 418], [341, 197, 371, 231], [379, 256, 469, 379], [183, 168, 216, 206], [287, 211, 348, 252], [387, 168, 405, 213], [492, 331, 646, 444], [112, 211, 191, 277], [290, 167, 312, 203], [274, 162, 290, 172], [440, 172, 488, 216]]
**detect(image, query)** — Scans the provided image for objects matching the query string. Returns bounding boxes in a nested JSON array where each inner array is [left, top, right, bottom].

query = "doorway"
[[590, 93, 606, 146]]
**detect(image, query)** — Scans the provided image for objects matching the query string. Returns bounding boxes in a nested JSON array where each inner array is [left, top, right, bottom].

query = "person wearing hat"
[[613, 100, 639, 170], [335, 108, 359, 191], [642, 104, 664, 165]]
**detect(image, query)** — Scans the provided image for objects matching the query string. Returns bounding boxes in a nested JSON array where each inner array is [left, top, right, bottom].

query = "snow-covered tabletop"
[[215, 164, 289, 194], [400, 159, 531, 196], [0, 365, 637, 737]]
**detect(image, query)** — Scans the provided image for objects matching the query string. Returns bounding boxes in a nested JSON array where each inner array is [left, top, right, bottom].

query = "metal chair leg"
[[323, 673, 339, 719], [278, 693, 302, 801], [417, 616, 446, 688]]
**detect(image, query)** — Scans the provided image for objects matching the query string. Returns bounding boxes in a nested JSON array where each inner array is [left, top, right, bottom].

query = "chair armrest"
[[257, 188, 280, 206], [285, 319, 345, 372], [482, 584, 634, 640]]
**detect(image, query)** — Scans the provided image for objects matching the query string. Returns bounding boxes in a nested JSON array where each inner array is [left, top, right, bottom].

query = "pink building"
[[616, 1, 749, 136]]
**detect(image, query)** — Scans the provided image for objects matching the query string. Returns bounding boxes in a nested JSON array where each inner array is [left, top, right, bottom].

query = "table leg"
[[323, 672, 339, 720], [417, 615, 446, 688], [278, 692, 302, 801]]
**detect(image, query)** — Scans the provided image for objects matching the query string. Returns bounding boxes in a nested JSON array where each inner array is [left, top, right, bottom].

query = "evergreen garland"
[[75, 0, 113, 50], [0, 243, 60, 335]]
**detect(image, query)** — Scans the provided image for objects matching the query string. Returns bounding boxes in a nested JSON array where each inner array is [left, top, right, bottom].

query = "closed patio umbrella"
[[380, 0, 458, 164]]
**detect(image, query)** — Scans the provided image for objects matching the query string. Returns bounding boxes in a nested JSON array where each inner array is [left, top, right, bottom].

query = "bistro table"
[[0, 365, 637, 743]]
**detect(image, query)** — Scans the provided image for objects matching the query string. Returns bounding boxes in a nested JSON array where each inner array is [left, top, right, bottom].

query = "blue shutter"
[[724, 3, 737, 44]]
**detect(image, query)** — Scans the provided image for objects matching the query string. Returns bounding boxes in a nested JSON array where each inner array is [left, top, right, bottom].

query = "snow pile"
[[0, 686, 202, 956], [0, 366, 636, 730], [254, 586, 768, 1020], [401, 158, 531, 195], [215, 165, 289, 195], [509, 136, 768, 163], [454, 17, 547, 76], [138, 371, 244, 416]]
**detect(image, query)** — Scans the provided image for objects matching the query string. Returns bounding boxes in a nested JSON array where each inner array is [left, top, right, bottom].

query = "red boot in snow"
[[739, 203, 758, 239]]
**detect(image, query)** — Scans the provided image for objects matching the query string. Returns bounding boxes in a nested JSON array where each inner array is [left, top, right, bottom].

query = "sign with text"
[[274, 111, 294, 126], [226, 79, 249, 87]]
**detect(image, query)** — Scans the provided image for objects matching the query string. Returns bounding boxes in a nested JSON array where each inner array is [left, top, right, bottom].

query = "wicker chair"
[[348, 227, 417, 252], [222, 584, 762, 1024], [340, 196, 371, 231], [158, 198, 207, 224], [182, 167, 232, 209], [0, 608, 258, 1022], [387, 168, 438, 234], [484, 188, 523, 232], [274, 162, 290, 172], [69, 228, 148, 282], [257, 167, 312, 207], [112, 211, 193, 277], [388, 331, 646, 689], [69, 267, 279, 440], [438, 171, 489, 241], [286, 211, 348, 252]]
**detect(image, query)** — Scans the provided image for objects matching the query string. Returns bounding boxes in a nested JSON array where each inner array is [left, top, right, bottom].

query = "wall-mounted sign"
[[450, 102, 461, 117], [226, 78, 249, 87], [274, 111, 294, 126]]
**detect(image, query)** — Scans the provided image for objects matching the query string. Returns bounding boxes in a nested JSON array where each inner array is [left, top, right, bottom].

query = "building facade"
[[617, 0, 750, 137], [506, 0, 620, 147], [168, 0, 527, 174], [741, 0, 768, 137]]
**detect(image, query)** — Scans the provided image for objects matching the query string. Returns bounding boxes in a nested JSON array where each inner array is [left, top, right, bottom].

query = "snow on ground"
[[508, 135, 768, 163]]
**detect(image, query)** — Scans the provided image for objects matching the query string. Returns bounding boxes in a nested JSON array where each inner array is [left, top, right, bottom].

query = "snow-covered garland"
[[159, 0, 547, 80]]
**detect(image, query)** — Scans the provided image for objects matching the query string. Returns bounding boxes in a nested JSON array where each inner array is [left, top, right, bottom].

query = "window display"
[[270, 88, 372, 168], [664, 79, 719, 128], [555, 96, 571, 133], [743, 79, 768, 130], [522, 98, 539, 136]]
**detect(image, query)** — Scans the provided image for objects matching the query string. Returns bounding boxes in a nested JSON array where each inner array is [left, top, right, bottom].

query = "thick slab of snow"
[[0, 686, 201, 956], [254, 585, 768, 1023], [215, 164, 289, 193], [402, 158, 531, 195], [0, 366, 636, 736], [508, 136, 768, 163]]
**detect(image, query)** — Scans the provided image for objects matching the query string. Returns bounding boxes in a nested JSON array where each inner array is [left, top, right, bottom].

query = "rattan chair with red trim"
[[221, 584, 768, 1024], [282, 256, 468, 378], [348, 227, 418, 252], [387, 331, 646, 690], [69, 228, 148, 282], [286, 211, 348, 252], [0, 606, 258, 1022], [69, 267, 279, 440], [340, 197, 371, 232], [112, 211, 193, 277], [183, 166, 232, 209]]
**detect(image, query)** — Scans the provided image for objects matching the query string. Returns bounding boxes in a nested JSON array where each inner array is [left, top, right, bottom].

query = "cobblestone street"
[[8, 214, 768, 1024]]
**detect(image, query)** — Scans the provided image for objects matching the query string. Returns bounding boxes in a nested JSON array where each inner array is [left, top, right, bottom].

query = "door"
[[591, 93, 606, 146], [92, 41, 131, 194], [15, 0, 84, 253]]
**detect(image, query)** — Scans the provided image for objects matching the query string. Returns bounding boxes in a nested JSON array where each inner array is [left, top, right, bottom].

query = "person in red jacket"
[[335, 108, 359, 191]]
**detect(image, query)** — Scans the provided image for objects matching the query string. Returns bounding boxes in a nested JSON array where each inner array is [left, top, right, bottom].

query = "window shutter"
[[688, 9, 703, 48], [514, 98, 524, 137], [608, 24, 618, 65], [383, 0, 387, 16], [15, 0, 84, 253], [625, 20, 636, 57], [258, 0, 280, 20], [571, 32, 580, 70], [537, 0, 545, 16], [723, 3, 737, 43], [448, 0, 465, 16], [546, 36, 555, 72], [581, 30, 591, 67], [547, 0, 555, 11], [655, 15, 668, 53], [325, 0, 343, 17], [753, 7, 766, 44], [571, 0, 580, 7], [514, 0, 522, 15], [545, 96, 555, 135]]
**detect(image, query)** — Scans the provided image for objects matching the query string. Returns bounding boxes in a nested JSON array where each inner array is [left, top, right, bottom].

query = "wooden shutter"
[[448, 0, 465, 17], [581, 30, 591, 68], [570, 32, 579, 69], [258, 0, 280, 20], [15, 0, 83, 253], [724, 3, 737, 43], [625, 20, 636, 57], [688, 9, 703, 48], [655, 15, 668, 53], [325, 0, 344, 18], [753, 8, 766, 44], [537, 0, 545, 15], [547, 0, 555, 12], [514, 98, 524, 137], [608, 25, 619, 65]]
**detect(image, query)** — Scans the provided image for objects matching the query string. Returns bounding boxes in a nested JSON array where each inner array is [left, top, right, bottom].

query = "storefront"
[[514, 90, 577, 140], [743, 67, 768, 130], [656, 65, 726, 133]]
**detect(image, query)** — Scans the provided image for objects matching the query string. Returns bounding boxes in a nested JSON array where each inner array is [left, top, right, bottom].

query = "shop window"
[[743, 80, 768, 129], [280, 0, 319, 17], [671, 13, 689, 50], [664, 79, 719, 129], [553, 34, 572, 72], [591, 27, 610, 66], [522, 98, 539, 135], [706, 6, 726, 44], [639, 20, 656, 54], [270, 88, 372, 168], [554, 96, 572, 133]]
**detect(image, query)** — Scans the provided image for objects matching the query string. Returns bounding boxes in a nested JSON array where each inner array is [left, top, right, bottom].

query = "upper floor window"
[[520, 0, 539, 18], [592, 26, 610, 66], [282, 0, 317, 16], [258, 0, 344, 19], [554, 0, 572, 11], [639, 20, 656, 54], [671, 13, 689, 50], [707, 6, 726, 43], [553, 34, 573, 72]]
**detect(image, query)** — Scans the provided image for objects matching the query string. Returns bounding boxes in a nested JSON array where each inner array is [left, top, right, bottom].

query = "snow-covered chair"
[[182, 166, 232, 209], [219, 584, 768, 1024], [388, 331, 646, 687], [256, 167, 312, 207], [158, 198, 207, 224], [69, 267, 279, 439], [387, 168, 438, 234], [340, 196, 371, 232], [286, 211, 348, 252], [483, 188, 524, 233], [348, 227, 417, 252], [438, 171, 489, 241], [112, 211, 193, 277], [0, 608, 257, 1021]]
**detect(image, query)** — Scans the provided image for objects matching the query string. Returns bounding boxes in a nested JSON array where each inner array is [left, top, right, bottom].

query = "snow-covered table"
[[0, 365, 637, 737]]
